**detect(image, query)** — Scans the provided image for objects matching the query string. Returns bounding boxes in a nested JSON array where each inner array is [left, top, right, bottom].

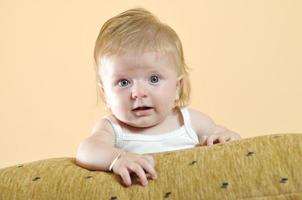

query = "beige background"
[[1, 0, 301, 168]]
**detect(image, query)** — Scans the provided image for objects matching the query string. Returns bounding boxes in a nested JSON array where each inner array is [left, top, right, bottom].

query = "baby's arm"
[[189, 109, 241, 146], [75, 118, 157, 187]]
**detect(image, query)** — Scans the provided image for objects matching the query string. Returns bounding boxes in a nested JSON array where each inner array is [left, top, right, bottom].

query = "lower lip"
[[132, 108, 154, 116]]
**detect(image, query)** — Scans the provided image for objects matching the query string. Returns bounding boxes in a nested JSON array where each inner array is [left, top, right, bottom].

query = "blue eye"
[[118, 79, 130, 87], [149, 75, 160, 83]]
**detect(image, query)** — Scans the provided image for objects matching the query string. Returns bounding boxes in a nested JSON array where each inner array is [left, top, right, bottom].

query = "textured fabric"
[[0, 134, 301, 200], [104, 107, 200, 154]]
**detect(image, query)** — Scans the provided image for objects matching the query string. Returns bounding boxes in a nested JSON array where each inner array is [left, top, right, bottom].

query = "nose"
[[131, 81, 148, 99]]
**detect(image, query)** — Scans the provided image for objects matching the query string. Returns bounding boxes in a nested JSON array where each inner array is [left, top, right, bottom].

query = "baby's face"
[[100, 51, 181, 128]]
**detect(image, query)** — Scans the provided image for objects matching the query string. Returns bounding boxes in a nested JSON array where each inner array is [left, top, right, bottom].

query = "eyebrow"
[[111, 69, 163, 77]]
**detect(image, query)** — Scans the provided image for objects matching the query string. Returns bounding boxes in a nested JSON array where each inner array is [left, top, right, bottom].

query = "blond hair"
[[94, 8, 191, 108]]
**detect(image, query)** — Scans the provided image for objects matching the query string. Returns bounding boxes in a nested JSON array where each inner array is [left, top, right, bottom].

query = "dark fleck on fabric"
[[246, 151, 255, 156], [164, 192, 171, 198], [32, 177, 41, 181], [280, 178, 288, 183], [190, 160, 197, 165], [221, 182, 229, 188]]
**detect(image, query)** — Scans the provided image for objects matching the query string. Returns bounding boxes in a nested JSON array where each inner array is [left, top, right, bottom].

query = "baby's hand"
[[200, 132, 241, 146], [112, 152, 157, 187]]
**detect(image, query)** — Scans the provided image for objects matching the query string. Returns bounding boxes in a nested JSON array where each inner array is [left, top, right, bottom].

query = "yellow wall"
[[1, 0, 301, 168]]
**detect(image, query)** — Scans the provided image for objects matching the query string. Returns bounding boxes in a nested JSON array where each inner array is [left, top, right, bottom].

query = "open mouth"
[[132, 106, 153, 111]]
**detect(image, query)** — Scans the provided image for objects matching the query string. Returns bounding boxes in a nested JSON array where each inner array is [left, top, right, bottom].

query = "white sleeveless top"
[[103, 107, 199, 154]]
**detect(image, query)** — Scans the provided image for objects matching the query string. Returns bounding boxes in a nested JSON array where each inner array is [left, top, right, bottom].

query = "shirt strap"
[[102, 116, 123, 142], [180, 107, 199, 143]]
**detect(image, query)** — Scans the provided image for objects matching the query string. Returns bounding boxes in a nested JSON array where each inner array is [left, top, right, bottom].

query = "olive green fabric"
[[0, 134, 301, 200]]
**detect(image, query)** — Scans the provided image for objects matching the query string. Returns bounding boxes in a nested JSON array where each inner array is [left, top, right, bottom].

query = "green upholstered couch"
[[0, 134, 301, 200]]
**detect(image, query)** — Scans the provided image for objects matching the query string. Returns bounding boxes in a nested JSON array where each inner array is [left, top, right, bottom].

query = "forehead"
[[100, 52, 178, 77]]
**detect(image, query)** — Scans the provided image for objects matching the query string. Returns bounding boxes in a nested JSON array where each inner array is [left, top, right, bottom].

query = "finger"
[[207, 135, 215, 146], [235, 134, 241, 139], [218, 136, 226, 143], [225, 136, 233, 141], [128, 164, 148, 186], [200, 136, 208, 146], [119, 168, 132, 187], [230, 135, 240, 141], [139, 159, 157, 179], [144, 155, 154, 166]]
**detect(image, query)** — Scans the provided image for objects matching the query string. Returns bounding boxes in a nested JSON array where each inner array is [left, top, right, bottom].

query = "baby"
[[75, 8, 241, 187]]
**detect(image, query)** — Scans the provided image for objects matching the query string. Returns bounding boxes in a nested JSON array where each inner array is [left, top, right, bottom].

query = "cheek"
[[105, 88, 129, 106], [156, 84, 177, 103]]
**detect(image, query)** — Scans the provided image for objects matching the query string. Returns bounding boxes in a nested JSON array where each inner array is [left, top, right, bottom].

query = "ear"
[[98, 82, 110, 108], [98, 82, 103, 89], [175, 75, 183, 100], [177, 75, 183, 86]]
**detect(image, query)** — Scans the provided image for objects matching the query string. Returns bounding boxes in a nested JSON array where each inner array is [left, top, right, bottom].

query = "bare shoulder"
[[89, 115, 116, 144], [187, 108, 216, 136]]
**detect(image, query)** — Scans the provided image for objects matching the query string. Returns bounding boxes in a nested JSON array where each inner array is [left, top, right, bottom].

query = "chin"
[[129, 120, 159, 128]]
